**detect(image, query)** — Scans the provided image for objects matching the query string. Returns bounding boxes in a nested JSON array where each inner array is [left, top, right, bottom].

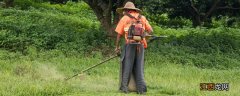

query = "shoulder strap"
[[126, 13, 141, 21], [138, 15, 142, 20]]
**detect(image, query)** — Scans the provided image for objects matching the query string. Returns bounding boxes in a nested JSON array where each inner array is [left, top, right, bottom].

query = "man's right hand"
[[115, 34, 122, 56], [115, 47, 121, 56]]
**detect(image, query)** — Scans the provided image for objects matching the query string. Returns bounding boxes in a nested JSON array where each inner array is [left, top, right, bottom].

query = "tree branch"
[[204, 0, 221, 19], [217, 6, 240, 10], [189, 0, 200, 15]]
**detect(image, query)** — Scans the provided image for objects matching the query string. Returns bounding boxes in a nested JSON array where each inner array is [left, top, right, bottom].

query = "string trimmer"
[[65, 35, 167, 81]]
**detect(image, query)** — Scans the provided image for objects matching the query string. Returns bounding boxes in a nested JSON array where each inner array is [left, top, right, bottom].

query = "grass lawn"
[[0, 51, 239, 96]]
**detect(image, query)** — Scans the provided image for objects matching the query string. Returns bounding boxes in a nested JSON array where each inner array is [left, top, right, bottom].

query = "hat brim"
[[116, 7, 141, 14]]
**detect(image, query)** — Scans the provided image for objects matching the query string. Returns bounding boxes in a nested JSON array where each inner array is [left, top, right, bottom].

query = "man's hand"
[[115, 46, 121, 56], [115, 34, 122, 56]]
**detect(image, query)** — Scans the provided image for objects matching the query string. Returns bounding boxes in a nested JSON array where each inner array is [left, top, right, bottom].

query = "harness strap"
[[126, 13, 144, 43], [126, 13, 141, 21]]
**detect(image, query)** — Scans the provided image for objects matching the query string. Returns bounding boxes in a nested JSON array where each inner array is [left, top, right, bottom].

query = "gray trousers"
[[119, 43, 147, 92]]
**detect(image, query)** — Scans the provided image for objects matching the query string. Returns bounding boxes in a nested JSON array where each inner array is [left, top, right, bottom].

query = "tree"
[[82, 0, 135, 36], [140, 0, 240, 27], [2, 0, 14, 7], [163, 0, 240, 27]]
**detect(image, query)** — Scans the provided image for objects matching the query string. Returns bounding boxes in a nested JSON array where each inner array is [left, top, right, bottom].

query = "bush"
[[152, 26, 240, 53], [13, 0, 34, 9], [0, 0, 239, 70], [147, 44, 240, 69], [212, 16, 240, 28], [176, 27, 240, 53], [144, 12, 192, 28], [0, 2, 105, 54]]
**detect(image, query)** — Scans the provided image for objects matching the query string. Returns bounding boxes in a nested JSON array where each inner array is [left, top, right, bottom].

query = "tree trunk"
[[189, 0, 221, 27], [203, 0, 220, 20], [189, 0, 202, 27], [192, 15, 202, 27], [84, 0, 135, 37], [4, 0, 14, 8], [85, 0, 113, 36]]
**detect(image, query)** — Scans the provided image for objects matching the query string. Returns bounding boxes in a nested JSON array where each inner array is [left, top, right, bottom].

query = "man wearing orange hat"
[[115, 1, 153, 94]]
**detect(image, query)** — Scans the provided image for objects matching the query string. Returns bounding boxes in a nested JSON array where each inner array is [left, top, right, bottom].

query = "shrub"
[[0, 3, 103, 54], [152, 26, 240, 53], [176, 27, 240, 53]]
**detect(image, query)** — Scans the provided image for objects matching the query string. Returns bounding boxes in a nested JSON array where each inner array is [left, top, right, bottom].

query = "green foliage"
[[0, 0, 239, 69], [152, 26, 240, 53], [176, 28, 240, 53], [144, 12, 192, 28], [14, 0, 34, 9], [212, 16, 240, 28], [0, 1, 239, 95], [137, 0, 240, 28], [147, 45, 240, 69], [0, 2, 106, 54], [150, 26, 240, 69], [40, 1, 94, 17]]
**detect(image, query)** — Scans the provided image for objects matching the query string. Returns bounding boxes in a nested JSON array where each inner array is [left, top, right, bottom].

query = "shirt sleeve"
[[115, 16, 127, 35], [142, 16, 153, 33]]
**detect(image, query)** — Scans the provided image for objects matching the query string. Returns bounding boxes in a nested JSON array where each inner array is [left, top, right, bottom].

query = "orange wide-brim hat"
[[116, 2, 141, 14]]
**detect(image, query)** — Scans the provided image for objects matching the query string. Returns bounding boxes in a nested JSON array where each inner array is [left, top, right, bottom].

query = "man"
[[115, 1, 153, 94]]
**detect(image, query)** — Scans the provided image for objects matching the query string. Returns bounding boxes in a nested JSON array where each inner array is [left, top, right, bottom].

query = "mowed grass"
[[0, 50, 239, 96]]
